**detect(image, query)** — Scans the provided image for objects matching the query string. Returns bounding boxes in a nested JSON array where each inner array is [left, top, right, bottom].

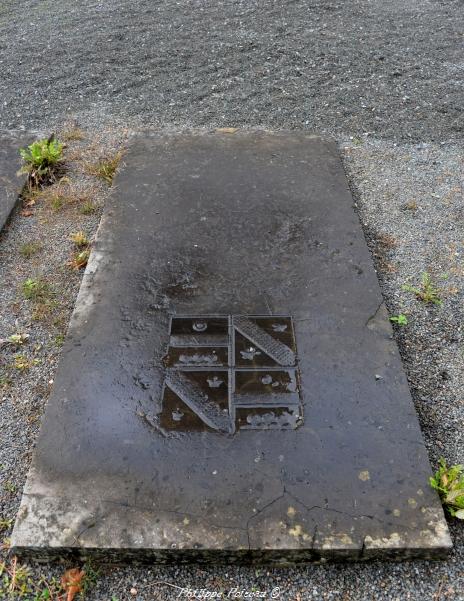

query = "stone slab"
[[11, 132, 451, 563], [0, 132, 29, 231]]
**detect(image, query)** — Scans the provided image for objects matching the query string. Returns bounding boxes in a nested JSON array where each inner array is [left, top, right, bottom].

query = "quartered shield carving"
[[160, 315, 303, 434]]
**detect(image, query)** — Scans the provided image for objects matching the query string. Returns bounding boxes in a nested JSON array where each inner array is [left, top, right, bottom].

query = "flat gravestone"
[[0, 132, 29, 231], [12, 132, 451, 562]]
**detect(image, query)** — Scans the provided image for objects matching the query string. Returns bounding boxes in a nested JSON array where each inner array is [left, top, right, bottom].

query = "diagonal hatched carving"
[[233, 316, 296, 366], [165, 370, 232, 433]]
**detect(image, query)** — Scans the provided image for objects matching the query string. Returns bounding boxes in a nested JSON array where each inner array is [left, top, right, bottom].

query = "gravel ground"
[[0, 0, 463, 142], [0, 0, 464, 599]]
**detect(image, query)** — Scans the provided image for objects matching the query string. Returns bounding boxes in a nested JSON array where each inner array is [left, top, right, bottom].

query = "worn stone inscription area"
[[161, 315, 303, 434], [11, 133, 451, 562]]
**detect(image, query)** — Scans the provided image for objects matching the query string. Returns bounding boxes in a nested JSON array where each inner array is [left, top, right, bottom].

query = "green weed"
[[54, 333, 65, 347], [7, 333, 29, 346], [19, 136, 63, 187], [430, 458, 464, 519], [86, 152, 122, 184], [403, 272, 442, 306], [389, 314, 408, 326], [3, 481, 16, 493], [13, 354, 39, 371], [0, 559, 63, 600], [0, 519, 12, 534], [79, 200, 97, 215], [21, 278, 53, 302], [80, 561, 99, 597], [69, 249, 90, 270]]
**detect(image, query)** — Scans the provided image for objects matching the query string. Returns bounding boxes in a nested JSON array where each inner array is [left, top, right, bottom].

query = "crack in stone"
[[286, 491, 387, 527], [364, 300, 385, 328], [101, 498, 249, 534], [74, 515, 105, 545], [245, 488, 287, 551], [360, 536, 367, 558]]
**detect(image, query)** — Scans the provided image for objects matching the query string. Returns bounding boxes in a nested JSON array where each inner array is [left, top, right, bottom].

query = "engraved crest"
[[160, 315, 303, 433]]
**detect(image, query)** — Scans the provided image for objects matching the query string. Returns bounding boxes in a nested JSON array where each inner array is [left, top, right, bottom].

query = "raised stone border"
[[0, 131, 31, 232]]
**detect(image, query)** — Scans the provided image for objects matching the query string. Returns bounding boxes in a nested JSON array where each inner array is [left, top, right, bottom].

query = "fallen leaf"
[[61, 568, 85, 601], [24, 198, 36, 207], [20, 209, 33, 217], [215, 127, 238, 134]]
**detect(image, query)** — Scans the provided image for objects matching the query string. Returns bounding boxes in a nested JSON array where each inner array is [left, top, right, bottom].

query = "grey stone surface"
[[0, 132, 28, 232], [11, 132, 451, 562]]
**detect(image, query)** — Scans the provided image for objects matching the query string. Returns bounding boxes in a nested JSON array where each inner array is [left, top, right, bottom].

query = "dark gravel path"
[[0, 0, 463, 140]]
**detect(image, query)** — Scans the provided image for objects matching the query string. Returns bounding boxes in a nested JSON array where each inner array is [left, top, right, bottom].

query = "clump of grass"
[[403, 272, 443, 306], [80, 561, 100, 597], [376, 233, 397, 250], [69, 231, 91, 270], [21, 277, 53, 302], [48, 190, 65, 212], [27, 178, 91, 213], [19, 135, 64, 188], [70, 231, 89, 248], [402, 200, 418, 212], [79, 200, 97, 215], [86, 151, 122, 184], [31, 301, 59, 322], [430, 458, 464, 519], [0, 558, 64, 600], [3, 482, 16, 493], [0, 367, 12, 389], [39, 181, 76, 212], [54, 333, 65, 347], [21, 278, 59, 322], [19, 241, 42, 259], [61, 126, 85, 142]]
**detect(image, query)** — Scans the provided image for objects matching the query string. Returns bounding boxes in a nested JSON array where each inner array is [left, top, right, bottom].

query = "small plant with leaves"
[[0, 333, 29, 348], [54, 333, 65, 347], [13, 354, 39, 371], [389, 314, 408, 326], [69, 231, 91, 270], [80, 561, 99, 597], [403, 272, 442, 306], [430, 458, 464, 519], [19, 136, 64, 188], [69, 249, 91, 270], [22, 278, 53, 302], [0, 558, 64, 600], [3, 481, 16, 493], [0, 519, 12, 534], [7, 333, 29, 346]]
